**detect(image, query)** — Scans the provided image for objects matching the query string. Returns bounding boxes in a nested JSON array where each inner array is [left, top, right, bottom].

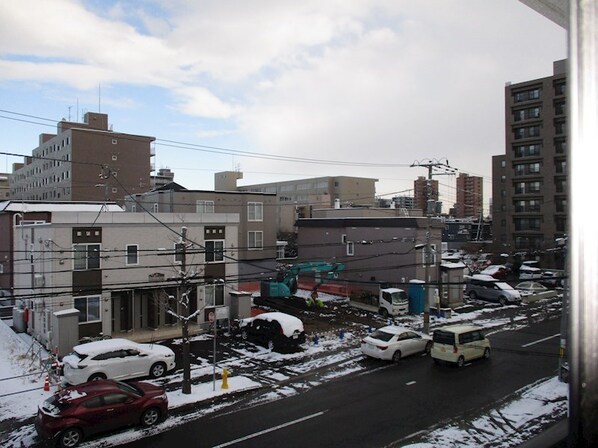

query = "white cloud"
[[0, 0, 567, 201]]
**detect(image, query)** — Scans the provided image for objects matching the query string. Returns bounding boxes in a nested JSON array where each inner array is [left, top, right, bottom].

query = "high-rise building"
[[492, 59, 567, 253], [455, 173, 483, 219], [9, 112, 155, 205], [414, 176, 438, 213]]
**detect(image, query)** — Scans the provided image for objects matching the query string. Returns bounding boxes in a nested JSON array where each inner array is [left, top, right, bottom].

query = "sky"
[[0, 0, 566, 210]]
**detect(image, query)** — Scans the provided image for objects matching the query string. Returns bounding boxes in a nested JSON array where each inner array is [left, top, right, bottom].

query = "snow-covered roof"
[[441, 261, 466, 269], [73, 338, 140, 355], [0, 201, 124, 213], [255, 312, 304, 337]]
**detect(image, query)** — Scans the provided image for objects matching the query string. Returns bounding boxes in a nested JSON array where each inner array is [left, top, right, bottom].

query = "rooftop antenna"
[[68, 106, 72, 121]]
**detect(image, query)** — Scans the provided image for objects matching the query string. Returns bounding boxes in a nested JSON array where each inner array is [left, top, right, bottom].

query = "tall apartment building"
[[9, 112, 155, 205], [455, 173, 483, 219], [492, 59, 567, 255], [413, 176, 439, 213], [151, 168, 175, 190]]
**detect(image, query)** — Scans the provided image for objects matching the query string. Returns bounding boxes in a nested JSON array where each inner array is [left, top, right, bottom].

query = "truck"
[[350, 287, 409, 317]]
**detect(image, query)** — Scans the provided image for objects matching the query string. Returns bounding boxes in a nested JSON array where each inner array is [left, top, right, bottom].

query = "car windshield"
[[116, 381, 142, 397], [68, 351, 88, 361], [390, 291, 408, 305], [41, 395, 71, 416], [369, 330, 394, 342], [496, 282, 514, 290]]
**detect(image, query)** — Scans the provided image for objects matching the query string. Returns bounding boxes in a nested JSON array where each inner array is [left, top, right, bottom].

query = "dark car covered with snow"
[[237, 312, 306, 352]]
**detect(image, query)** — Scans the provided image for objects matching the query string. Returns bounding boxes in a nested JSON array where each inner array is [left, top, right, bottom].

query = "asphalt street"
[[122, 317, 562, 448]]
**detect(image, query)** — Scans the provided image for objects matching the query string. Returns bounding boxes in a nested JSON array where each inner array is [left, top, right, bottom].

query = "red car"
[[35, 379, 168, 448]]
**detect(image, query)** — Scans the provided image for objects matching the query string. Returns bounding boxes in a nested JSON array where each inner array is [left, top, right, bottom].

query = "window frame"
[[74, 295, 101, 323], [248, 202, 264, 222], [73, 243, 101, 271], [205, 240, 225, 263], [196, 200, 215, 214], [248, 231, 263, 250], [126, 244, 139, 266]]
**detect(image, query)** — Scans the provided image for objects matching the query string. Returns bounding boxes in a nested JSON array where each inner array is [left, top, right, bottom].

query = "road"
[[123, 317, 561, 448]]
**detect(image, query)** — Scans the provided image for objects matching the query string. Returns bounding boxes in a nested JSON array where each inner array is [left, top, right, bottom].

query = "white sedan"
[[361, 326, 432, 362], [62, 338, 176, 385]]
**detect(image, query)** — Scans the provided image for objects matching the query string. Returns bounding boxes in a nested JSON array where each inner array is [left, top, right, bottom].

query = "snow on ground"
[[0, 292, 568, 447], [402, 377, 568, 447]]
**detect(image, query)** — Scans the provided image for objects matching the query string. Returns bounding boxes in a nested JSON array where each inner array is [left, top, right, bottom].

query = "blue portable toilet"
[[408, 280, 425, 314]]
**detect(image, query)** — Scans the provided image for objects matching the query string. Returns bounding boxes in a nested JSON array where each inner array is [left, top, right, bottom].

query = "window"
[[73, 244, 100, 271], [205, 283, 224, 307], [74, 296, 101, 323], [196, 200, 215, 213], [153, 203, 159, 213], [205, 240, 224, 262], [346, 241, 354, 256], [341, 234, 347, 244], [248, 202, 263, 221], [248, 231, 263, 250], [126, 245, 138, 265]]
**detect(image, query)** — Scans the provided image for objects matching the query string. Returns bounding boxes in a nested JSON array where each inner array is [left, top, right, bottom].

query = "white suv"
[[62, 338, 176, 385]]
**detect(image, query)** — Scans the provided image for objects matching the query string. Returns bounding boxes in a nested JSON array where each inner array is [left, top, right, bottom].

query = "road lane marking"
[[521, 333, 560, 348], [212, 411, 327, 447], [406, 381, 416, 386]]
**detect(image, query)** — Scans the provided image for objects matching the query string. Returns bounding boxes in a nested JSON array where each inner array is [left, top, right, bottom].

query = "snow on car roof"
[[470, 274, 498, 281], [254, 312, 304, 337], [375, 325, 412, 335], [73, 338, 138, 355]]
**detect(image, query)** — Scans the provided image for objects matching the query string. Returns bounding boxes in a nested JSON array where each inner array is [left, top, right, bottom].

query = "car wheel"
[[150, 362, 167, 379], [424, 341, 432, 354], [392, 350, 402, 363], [87, 373, 106, 382], [58, 427, 83, 448], [483, 348, 491, 359], [267, 340, 274, 351], [456, 356, 465, 368], [379, 308, 389, 318], [499, 296, 507, 306], [241, 330, 248, 341], [140, 407, 161, 427], [469, 291, 477, 300]]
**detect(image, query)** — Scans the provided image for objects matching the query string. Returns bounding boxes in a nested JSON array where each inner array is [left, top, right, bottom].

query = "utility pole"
[[178, 227, 191, 394], [411, 159, 456, 334]]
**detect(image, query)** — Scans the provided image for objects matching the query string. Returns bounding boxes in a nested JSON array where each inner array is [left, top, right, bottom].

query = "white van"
[[431, 324, 491, 367], [465, 274, 522, 305]]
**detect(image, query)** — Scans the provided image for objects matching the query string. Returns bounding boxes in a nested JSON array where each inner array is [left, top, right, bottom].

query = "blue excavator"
[[260, 261, 345, 299]]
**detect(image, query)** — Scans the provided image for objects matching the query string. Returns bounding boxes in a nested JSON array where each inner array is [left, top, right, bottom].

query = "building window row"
[[514, 199, 542, 213], [513, 88, 540, 103], [514, 162, 541, 176], [514, 144, 542, 158], [513, 106, 540, 121], [74, 295, 101, 323], [515, 181, 542, 194], [514, 125, 541, 140], [514, 218, 542, 231]]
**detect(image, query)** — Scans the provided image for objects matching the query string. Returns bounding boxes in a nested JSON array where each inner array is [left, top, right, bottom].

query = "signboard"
[[215, 306, 229, 320]]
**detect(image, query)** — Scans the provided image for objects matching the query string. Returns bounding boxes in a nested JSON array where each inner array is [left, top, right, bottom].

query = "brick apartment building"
[[9, 112, 154, 205], [492, 59, 567, 260], [455, 173, 483, 219]]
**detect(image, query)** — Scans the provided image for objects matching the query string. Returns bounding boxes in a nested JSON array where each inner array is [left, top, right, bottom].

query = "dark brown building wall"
[[70, 130, 152, 203]]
